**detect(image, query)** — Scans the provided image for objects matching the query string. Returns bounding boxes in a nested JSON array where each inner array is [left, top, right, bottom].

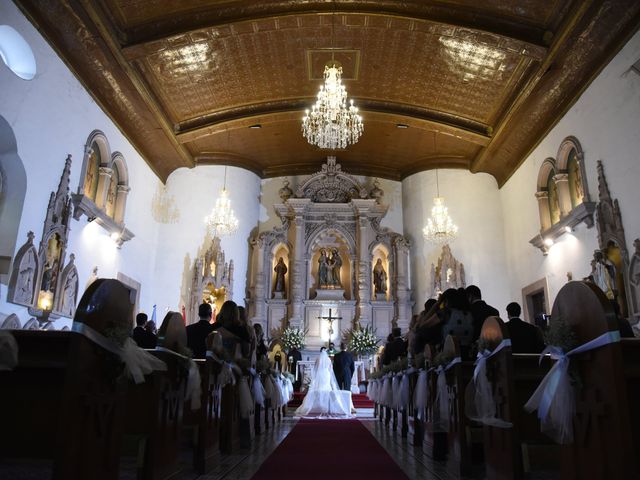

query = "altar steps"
[[286, 392, 374, 409]]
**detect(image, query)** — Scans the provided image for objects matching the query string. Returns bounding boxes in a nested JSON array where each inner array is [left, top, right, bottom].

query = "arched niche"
[[534, 158, 559, 231], [0, 114, 27, 279], [71, 132, 134, 247], [307, 228, 354, 300], [270, 242, 290, 299], [371, 243, 391, 301], [557, 136, 589, 209]]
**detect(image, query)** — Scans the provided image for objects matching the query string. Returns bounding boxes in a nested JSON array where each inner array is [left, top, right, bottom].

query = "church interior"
[[1, 1, 640, 479]]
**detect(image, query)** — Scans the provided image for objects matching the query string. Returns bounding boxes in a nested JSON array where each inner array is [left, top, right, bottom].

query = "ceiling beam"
[[174, 99, 492, 147], [118, 2, 549, 61]]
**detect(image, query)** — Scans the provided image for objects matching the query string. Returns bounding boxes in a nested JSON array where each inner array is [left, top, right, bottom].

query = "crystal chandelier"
[[204, 167, 239, 236], [423, 170, 458, 245], [302, 62, 363, 149]]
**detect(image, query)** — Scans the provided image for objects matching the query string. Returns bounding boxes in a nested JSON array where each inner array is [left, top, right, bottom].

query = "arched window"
[[556, 136, 589, 208], [110, 152, 129, 224], [82, 140, 101, 201], [0, 25, 36, 80], [105, 163, 118, 218], [535, 157, 557, 232]]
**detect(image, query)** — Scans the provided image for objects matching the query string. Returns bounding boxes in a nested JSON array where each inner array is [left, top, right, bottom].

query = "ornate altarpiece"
[[187, 236, 234, 324], [7, 155, 79, 321], [430, 244, 466, 298], [246, 157, 411, 350]]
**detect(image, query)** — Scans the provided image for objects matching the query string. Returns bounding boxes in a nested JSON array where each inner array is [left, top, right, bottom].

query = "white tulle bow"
[[524, 331, 620, 444], [72, 322, 167, 384]]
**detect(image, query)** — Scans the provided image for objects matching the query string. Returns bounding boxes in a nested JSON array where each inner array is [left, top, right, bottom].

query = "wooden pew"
[[124, 312, 188, 480], [407, 369, 423, 446], [183, 358, 221, 473], [479, 317, 557, 480], [441, 335, 478, 478], [219, 381, 240, 453], [551, 281, 640, 479], [0, 279, 131, 480]]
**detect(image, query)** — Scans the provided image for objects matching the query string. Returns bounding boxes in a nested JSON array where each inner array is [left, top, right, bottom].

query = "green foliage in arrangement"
[[342, 324, 380, 355], [278, 325, 307, 351]]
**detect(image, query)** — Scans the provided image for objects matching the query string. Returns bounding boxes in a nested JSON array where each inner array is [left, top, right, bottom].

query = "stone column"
[[393, 236, 412, 332], [287, 199, 311, 327], [250, 236, 267, 326], [114, 185, 130, 224], [352, 199, 375, 327], [553, 173, 572, 217], [535, 191, 552, 231], [95, 167, 112, 209]]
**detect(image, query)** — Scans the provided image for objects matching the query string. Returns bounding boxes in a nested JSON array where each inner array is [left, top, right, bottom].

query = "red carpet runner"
[[251, 420, 408, 480], [288, 392, 374, 409]]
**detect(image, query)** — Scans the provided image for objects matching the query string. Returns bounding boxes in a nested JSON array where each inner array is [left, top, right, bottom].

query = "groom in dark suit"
[[333, 342, 355, 391]]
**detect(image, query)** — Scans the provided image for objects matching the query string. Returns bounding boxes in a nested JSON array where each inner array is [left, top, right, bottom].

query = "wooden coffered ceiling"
[[15, 1, 640, 184]]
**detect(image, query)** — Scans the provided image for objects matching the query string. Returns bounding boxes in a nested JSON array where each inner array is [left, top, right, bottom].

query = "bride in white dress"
[[294, 349, 355, 418]]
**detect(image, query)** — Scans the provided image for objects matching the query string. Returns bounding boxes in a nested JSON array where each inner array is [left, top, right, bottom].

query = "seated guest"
[[412, 298, 440, 355], [466, 285, 499, 342], [132, 313, 156, 348], [505, 302, 545, 353], [612, 301, 635, 338], [382, 327, 407, 365], [238, 306, 256, 363], [215, 300, 251, 360], [186, 303, 215, 359], [440, 289, 474, 356]]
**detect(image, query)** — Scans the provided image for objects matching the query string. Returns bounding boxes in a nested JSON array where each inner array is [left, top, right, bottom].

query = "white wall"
[[152, 166, 261, 312], [0, 1, 162, 328], [403, 169, 511, 315], [499, 29, 640, 312]]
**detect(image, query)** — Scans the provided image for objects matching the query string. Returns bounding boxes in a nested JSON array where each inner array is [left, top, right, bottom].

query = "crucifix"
[[318, 308, 342, 339]]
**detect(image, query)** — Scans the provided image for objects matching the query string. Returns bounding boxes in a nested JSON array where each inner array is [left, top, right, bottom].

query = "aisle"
[[250, 419, 409, 480]]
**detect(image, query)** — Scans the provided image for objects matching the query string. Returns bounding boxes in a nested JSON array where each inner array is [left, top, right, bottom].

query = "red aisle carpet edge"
[[250, 419, 409, 480]]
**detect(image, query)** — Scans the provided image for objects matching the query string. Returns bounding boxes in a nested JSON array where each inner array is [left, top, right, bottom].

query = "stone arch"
[[269, 241, 291, 299], [370, 241, 392, 300], [307, 227, 355, 300], [0, 114, 27, 279], [536, 157, 557, 191], [109, 152, 130, 223], [79, 130, 110, 205], [557, 136, 589, 208], [1, 313, 21, 329]]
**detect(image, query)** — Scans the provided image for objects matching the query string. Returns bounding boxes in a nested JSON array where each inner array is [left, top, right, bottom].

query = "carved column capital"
[[98, 166, 113, 177]]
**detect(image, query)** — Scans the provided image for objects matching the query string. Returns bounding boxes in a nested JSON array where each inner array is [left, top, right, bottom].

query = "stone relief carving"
[[369, 179, 384, 204], [23, 318, 39, 330], [1, 314, 21, 329], [295, 156, 368, 203], [278, 180, 293, 202], [7, 231, 40, 307], [430, 244, 466, 297], [57, 253, 79, 317]]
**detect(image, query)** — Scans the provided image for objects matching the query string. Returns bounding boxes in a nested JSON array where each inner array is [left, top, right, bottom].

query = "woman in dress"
[[294, 348, 354, 418]]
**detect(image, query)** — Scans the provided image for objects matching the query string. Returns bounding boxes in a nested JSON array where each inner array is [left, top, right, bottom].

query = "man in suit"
[[382, 327, 407, 365], [466, 285, 500, 342], [505, 302, 545, 353], [132, 312, 156, 348], [186, 303, 215, 359], [333, 342, 355, 391]]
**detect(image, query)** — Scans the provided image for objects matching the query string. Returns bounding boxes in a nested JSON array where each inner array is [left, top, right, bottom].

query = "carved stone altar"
[[247, 157, 411, 349], [430, 244, 466, 297]]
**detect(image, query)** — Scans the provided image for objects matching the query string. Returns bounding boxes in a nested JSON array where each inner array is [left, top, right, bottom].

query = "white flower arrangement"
[[345, 325, 379, 355], [280, 326, 307, 350]]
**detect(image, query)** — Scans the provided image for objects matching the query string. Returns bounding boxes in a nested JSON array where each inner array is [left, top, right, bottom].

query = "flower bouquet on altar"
[[343, 324, 379, 356], [277, 325, 307, 351]]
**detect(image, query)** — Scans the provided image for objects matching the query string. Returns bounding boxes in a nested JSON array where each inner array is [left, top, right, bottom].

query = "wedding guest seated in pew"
[[254, 323, 268, 362], [213, 300, 251, 361], [132, 312, 157, 348], [505, 302, 545, 353], [412, 298, 438, 355], [466, 285, 499, 342], [382, 327, 407, 365], [187, 303, 216, 359]]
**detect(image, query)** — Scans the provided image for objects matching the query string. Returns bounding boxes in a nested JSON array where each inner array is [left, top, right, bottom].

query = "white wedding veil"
[[309, 350, 340, 392]]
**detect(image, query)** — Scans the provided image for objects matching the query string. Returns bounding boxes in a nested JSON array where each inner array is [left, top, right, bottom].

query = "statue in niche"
[[568, 151, 584, 206], [318, 249, 329, 288], [41, 260, 59, 293], [548, 175, 561, 224], [591, 249, 616, 300], [15, 246, 37, 305], [273, 257, 287, 294], [629, 239, 640, 320], [329, 248, 342, 288], [373, 258, 387, 294]]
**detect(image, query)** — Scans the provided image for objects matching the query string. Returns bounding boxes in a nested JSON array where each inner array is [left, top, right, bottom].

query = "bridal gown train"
[[294, 350, 355, 418]]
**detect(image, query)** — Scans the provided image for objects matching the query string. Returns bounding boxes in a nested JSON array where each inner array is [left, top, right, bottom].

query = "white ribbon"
[[467, 339, 513, 428], [413, 370, 428, 419], [0, 330, 18, 371], [155, 346, 202, 410], [72, 322, 166, 384], [249, 368, 266, 407], [433, 357, 461, 432], [524, 331, 621, 444], [392, 374, 402, 409], [238, 376, 254, 418], [400, 373, 411, 409]]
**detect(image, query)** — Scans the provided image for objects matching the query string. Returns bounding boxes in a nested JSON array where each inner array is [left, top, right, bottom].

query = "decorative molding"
[[295, 156, 368, 203], [530, 201, 596, 254], [71, 193, 134, 247]]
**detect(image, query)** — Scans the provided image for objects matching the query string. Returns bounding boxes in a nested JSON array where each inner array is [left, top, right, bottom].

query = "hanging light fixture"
[[423, 170, 458, 245], [301, 2, 363, 149], [204, 166, 239, 236]]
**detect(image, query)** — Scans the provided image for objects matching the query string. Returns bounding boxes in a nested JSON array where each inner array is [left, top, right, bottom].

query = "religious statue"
[[60, 268, 78, 316], [273, 257, 287, 293], [318, 249, 329, 288], [373, 258, 387, 294], [591, 249, 616, 300], [278, 180, 293, 202], [41, 261, 58, 293], [330, 249, 342, 288], [571, 156, 584, 204]]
